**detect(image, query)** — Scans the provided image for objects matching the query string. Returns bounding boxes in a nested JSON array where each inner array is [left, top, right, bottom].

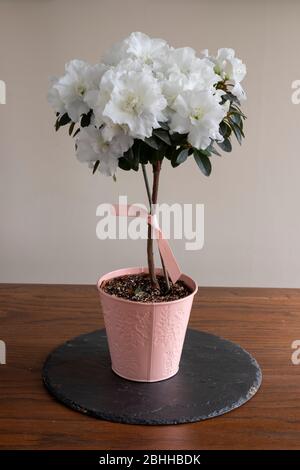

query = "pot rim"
[[97, 266, 198, 306]]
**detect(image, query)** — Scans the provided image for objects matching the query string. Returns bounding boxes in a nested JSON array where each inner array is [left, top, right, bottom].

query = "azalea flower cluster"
[[48, 32, 246, 177]]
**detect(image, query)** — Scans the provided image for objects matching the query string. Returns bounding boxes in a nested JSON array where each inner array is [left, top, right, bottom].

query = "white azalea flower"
[[160, 47, 219, 111], [169, 90, 227, 150], [125, 32, 169, 70], [167, 47, 218, 89], [47, 77, 66, 115], [48, 60, 106, 122], [101, 64, 167, 139], [103, 32, 169, 72], [100, 121, 130, 145], [85, 68, 114, 127], [162, 64, 217, 107], [75, 124, 133, 176], [161, 73, 187, 108], [85, 59, 143, 128], [212, 48, 247, 100], [102, 40, 128, 66], [215, 48, 246, 81]]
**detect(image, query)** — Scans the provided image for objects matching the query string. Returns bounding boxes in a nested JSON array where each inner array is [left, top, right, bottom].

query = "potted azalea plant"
[[48, 32, 246, 382]]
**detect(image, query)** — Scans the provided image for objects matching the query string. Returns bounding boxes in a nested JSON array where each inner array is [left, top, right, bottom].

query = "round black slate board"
[[42, 329, 262, 425]]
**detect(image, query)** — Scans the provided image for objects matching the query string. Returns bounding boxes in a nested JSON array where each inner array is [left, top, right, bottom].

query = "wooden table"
[[0, 284, 299, 450]]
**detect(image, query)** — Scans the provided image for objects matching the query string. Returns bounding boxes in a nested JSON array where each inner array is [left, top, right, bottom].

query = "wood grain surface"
[[0, 284, 299, 450]]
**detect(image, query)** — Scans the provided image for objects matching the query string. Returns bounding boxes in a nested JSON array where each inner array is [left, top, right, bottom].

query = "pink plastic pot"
[[97, 267, 198, 382]]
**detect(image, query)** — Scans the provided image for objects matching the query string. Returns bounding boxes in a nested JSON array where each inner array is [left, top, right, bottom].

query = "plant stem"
[[159, 246, 171, 291], [141, 162, 170, 291], [142, 163, 152, 208], [152, 162, 171, 291], [142, 164, 158, 289]]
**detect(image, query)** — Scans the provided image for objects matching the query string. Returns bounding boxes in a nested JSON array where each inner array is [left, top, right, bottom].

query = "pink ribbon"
[[111, 204, 182, 284]]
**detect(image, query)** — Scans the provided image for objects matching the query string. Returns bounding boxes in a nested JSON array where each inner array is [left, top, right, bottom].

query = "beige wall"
[[0, 0, 300, 287]]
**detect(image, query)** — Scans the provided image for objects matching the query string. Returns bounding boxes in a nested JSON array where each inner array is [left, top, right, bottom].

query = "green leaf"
[[80, 110, 92, 127], [139, 151, 149, 164], [222, 92, 241, 105], [227, 111, 245, 145], [69, 121, 76, 136], [229, 112, 245, 132], [158, 121, 169, 131], [55, 113, 71, 131], [197, 147, 211, 157], [230, 122, 243, 145], [164, 145, 173, 161], [217, 138, 232, 152], [138, 140, 154, 164], [232, 117, 245, 135], [176, 148, 189, 165], [144, 136, 160, 150], [121, 145, 139, 171], [171, 151, 180, 168], [194, 150, 212, 176], [230, 105, 247, 120], [153, 128, 171, 145], [129, 146, 139, 171], [73, 128, 80, 138], [92, 160, 100, 174], [118, 157, 131, 171], [170, 146, 193, 167], [219, 121, 231, 139], [59, 113, 71, 126], [55, 117, 60, 131], [170, 132, 188, 146], [230, 112, 242, 126], [206, 143, 221, 156]]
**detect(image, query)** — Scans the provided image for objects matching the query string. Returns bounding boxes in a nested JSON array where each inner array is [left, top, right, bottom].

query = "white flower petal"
[[75, 124, 133, 176], [101, 65, 167, 139], [47, 77, 66, 114], [209, 48, 247, 100], [170, 89, 227, 150], [48, 60, 106, 123]]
